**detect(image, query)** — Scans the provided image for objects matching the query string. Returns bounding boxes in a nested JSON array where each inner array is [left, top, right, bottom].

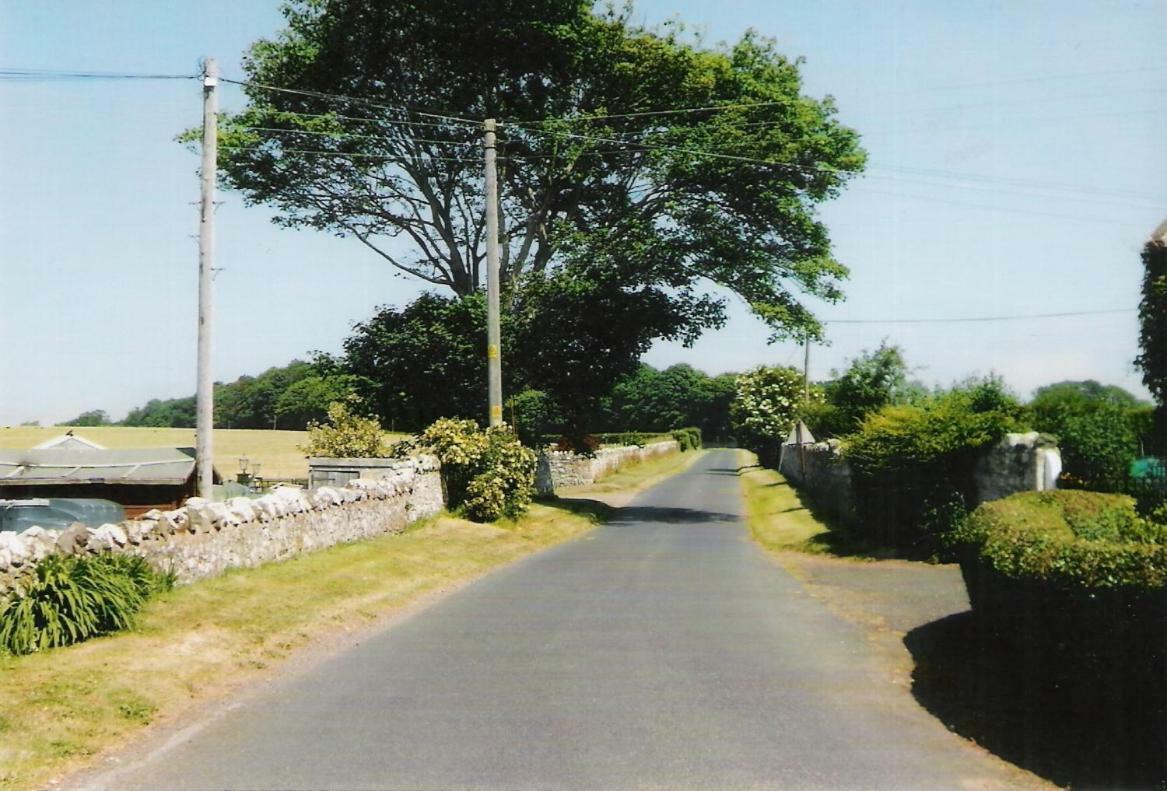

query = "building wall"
[[0, 456, 443, 597]]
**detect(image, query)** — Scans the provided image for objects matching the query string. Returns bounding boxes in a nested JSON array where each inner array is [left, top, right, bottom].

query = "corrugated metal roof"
[[0, 447, 198, 486]]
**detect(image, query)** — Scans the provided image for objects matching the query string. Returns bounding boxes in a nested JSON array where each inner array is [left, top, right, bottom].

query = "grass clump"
[[0, 554, 173, 656]]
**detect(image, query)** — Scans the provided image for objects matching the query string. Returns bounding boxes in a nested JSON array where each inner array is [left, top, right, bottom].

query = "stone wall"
[[779, 433, 1062, 527], [778, 439, 857, 526], [536, 440, 680, 496], [0, 456, 442, 597]]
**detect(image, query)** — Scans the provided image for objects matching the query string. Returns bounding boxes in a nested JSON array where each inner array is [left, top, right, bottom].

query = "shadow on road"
[[609, 505, 740, 525], [905, 612, 1167, 789], [704, 467, 747, 477]]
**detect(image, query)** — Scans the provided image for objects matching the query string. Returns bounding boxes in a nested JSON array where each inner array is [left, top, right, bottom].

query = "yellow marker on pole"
[[487, 344, 500, 360]]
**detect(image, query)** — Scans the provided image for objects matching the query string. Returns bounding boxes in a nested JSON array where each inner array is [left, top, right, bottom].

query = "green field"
[[0, 426, 409, 481]]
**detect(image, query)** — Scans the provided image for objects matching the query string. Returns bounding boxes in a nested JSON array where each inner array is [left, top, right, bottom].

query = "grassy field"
[[0, 426, 409, 481]]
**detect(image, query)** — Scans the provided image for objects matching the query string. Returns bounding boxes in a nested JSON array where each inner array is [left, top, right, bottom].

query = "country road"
[[89, 450, 1039, 790]]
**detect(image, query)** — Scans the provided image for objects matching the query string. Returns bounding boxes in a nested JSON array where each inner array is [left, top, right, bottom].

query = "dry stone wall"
[[0, 456, 442, 597], [536, 440, 680, 496], [779, 433, 1062, 528]]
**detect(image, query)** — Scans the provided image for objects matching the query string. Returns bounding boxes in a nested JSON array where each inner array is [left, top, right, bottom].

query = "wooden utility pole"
[[196, 58, 218, 498], [798, 337, 810, 477], [483, 118, 503, 427]]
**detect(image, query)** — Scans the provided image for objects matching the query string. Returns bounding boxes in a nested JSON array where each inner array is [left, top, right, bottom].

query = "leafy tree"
[[122, 397, 196, 428], [274, 374, 366, 430], [606, 364, 736, 440], [822, 342, 923, 434], [338, 293, 503, 431], [1029, 380, 1148, 492], [730, 366, 808, 467], [1137, 236, 1167, 405], [508, 260, 716, 448], [62, 410, 111, 427], [213, 0, 865, 348]]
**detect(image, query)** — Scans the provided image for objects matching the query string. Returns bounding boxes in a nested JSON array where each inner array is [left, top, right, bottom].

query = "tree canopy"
[[216, 0, 865, 343]]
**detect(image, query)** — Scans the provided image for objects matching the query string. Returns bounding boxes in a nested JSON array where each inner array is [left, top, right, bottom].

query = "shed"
[[32, 431, 107, 450], [0, 447, 219, 516]]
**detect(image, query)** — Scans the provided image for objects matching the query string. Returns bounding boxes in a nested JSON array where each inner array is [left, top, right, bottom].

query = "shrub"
[[301, 398, 387, 458], [954, 491, 1167, 593], [843, 378, 1023, 554], [0, 554, 173, 656], [730, 366, 810, 467], [671, 426, 702, 451], [414, 418, 537, 522]]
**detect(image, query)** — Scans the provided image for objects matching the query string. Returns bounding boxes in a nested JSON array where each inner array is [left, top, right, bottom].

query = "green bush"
[[414, 418, 537, 522], [843, 377, 1023, 554], [301, 397, 387, 458], [671, 426, 702, 451], [0, 554, 173, 656], [954, 490, 1167, 592], [730, 366, 810, 467]]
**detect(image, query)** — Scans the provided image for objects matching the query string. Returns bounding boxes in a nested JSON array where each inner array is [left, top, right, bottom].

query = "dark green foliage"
[[339, 294, 500, 432], [507, 390, 562, 447], [213, 0, 864, 345], [816, 342, 924, 437], [1137, 239, 1167, 406], [0, 554, 173, 656], [607, 365, 735, 441], [121, 359, 330, 430], [671, 427, 702, 451], [62, 410, 112, 427], [509, 261, 720, 451], [1027, 380, 1147, 493], [844, 377, 1024, 554]]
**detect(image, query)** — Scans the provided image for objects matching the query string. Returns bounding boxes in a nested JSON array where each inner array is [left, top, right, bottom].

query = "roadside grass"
[[0, 426, 410, 481], [738, 451, 878, 558], [559, 448, 709, 500], [0, 503, 596, 791]]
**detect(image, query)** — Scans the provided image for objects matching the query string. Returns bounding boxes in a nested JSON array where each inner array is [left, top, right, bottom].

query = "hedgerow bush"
[[953, 491, 1167, 594], [302, 397, 387, 458], [412, 418, 537, 522], [730, 366, 812, 467], [843, 377, 1024, 554], [671, 427, 702, 451], [0, 554, 173, 655]]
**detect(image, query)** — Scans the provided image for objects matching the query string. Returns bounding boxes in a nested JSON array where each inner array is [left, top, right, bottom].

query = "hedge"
[[671, 426, 702, 451], [953, 491, 1167, 663]]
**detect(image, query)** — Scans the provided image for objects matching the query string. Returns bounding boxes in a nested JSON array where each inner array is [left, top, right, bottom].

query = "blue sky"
[[1, 1, 1164, 425]]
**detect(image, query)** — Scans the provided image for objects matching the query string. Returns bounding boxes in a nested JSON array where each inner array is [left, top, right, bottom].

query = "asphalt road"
[[94, 450, 1034, 790]]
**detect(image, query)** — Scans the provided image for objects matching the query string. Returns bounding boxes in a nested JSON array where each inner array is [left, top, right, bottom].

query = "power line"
[[220, 77, 483, 127], [0, 67, 196, 80], [217, 144, 482, 163], [824, 308, 1135, 325], [238, 126, 477, 146]]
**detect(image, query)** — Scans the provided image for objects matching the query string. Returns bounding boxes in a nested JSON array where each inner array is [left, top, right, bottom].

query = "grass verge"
[[738, 451, 879, 558], [0, 502, 596, 791]]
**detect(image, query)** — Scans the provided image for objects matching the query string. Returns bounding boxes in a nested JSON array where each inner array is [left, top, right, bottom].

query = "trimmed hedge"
[[954, 490, 1167, 595], [954, 490, 1167, 676], [671, 426, 702, 451]]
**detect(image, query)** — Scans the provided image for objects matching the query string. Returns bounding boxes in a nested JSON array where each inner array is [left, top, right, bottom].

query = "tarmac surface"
[[93, 450, 1038, 790]]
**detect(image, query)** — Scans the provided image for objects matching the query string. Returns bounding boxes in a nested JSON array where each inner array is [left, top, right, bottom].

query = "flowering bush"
[[730, 366, 815, 467], [415, 418, 537, 522], [302, 398, 387, 458]]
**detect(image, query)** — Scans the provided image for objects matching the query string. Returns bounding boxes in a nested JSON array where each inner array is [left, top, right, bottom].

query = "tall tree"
[[1137, 234, 1167, 405], [214, 0, 865, 344]]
